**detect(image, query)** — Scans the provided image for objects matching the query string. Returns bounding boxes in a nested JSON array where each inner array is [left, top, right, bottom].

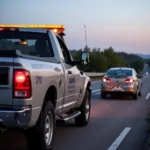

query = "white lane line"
[[92, 89, 100, 93], [108, 127, 131, 150], [146, 93, 150, 99], [95, 91, 100, 95]]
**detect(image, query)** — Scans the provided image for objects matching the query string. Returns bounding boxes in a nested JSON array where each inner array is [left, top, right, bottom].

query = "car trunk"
[[106, 76, 131, 86]]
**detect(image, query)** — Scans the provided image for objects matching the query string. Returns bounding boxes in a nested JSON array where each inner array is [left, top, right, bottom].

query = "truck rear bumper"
[[0, 108, 31, 128]]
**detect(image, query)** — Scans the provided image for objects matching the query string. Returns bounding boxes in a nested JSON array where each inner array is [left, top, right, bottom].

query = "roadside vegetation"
[[70, 46, 145, 73], [0, 40, 145, 73]]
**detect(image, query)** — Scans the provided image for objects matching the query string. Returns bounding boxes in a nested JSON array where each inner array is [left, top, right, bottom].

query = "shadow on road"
[[0, 116, 147, 150], [0, 130, 27, 150], [96, 94, 142, 101], [0, 122, 82, 150], [105, 94, 136, 101]]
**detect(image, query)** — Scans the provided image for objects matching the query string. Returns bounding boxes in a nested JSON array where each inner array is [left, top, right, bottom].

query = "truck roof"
[[0, 24, 65, 35]]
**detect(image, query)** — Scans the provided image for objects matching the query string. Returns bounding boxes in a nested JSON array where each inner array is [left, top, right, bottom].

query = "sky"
[[0, 0, 150, 54]]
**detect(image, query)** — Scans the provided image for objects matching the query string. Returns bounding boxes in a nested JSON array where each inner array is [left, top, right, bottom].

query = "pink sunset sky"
[[0, 0, 150, 54]]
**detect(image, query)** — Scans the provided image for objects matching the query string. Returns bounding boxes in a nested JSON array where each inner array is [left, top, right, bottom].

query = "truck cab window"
[[34, 39, 52, 57], [0, 31, 54, 58], [56, 36, 71, 64]]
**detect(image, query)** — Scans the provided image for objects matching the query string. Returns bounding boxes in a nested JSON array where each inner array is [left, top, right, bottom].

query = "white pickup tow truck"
[[0, 24, 91, 150]]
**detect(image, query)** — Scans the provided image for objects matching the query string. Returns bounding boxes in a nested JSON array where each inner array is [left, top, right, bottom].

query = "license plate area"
[[111, 87, 124, 91]]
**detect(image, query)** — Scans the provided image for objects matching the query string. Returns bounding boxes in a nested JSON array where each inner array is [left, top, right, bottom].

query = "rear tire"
[[133, 90, 138, 100], [101, 92, 107, 99], [75, 90, 91, 127], [138, 86, 142, 96], [138, 91, 142, 96], [25, 101, 55, 150]]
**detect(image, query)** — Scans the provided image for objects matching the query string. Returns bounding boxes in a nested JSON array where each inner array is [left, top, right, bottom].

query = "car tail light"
[[102, 77, 111, 83], [125, 78, 134, 83], [13, 69, 31, 98]]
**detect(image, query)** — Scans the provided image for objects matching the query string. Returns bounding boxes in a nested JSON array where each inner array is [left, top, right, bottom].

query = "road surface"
[[143, 64, 150, 75], [0, 75, 150, 150]]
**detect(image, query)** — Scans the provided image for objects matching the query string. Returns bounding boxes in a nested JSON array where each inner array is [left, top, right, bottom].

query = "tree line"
[[0, 39, 146, 73], [70, 46, 145, 73]]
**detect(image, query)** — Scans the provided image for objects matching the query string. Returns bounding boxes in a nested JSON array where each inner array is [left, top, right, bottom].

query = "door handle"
[[68, 70, 72, 74], [54, 67, 61, 72], [59, 78, 62, 88]]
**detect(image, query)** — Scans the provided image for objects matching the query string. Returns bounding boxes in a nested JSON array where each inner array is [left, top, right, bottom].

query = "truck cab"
[[0, 24, 91, 150]]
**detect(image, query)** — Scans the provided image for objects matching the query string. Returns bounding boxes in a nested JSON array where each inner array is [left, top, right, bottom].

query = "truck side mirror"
[[81, 52, 89, 65]]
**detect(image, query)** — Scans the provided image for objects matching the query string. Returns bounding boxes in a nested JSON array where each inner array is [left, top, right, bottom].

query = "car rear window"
[[0, 31, 54, 57], [106, 69, 132, 77]]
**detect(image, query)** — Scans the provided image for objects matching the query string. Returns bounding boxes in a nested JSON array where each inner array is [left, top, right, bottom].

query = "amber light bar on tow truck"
[[0, 24, 65, 35]]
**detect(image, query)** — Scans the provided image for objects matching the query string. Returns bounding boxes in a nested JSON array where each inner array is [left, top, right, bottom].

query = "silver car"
[[101, 67, 143, 99]]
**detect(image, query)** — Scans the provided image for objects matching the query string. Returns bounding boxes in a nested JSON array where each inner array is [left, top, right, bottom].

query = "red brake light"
[[0, 27, 18, 31], [13, 69, 31, 98], [15, 72, 26, 82], [125, 78, 134, 83], [102, 78, 111, 83]]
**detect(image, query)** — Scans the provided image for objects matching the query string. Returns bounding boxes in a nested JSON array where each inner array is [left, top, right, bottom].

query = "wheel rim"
[[45, 111, 53, 146], [85, 97, 90, 120]]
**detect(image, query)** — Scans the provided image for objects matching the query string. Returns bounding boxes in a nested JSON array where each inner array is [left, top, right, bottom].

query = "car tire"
[[138, 85, 142, 96], [25, 101, 56, 150], [75, 90, 91, 127], [133, 90, 138, 100], [138, 90, 142, 96], [101, 92, 107, 99]]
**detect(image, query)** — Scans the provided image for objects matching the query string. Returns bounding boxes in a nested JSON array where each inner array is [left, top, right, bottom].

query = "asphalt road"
[[143, 64, 150, 75], [0, 75, 150, 150]]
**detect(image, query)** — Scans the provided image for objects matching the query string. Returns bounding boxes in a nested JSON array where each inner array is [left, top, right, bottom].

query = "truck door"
[[56, 37, 81, 111]]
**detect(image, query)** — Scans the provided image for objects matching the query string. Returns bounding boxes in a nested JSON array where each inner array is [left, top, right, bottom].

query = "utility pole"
[[84, 25, 88, 51]]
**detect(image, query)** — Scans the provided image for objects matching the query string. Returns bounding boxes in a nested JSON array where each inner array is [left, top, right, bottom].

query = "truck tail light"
[[102, 77, 111, 83], [13, 69, 31, 98], [125, 78, 134, 83], [0, 27, 19, 31]]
